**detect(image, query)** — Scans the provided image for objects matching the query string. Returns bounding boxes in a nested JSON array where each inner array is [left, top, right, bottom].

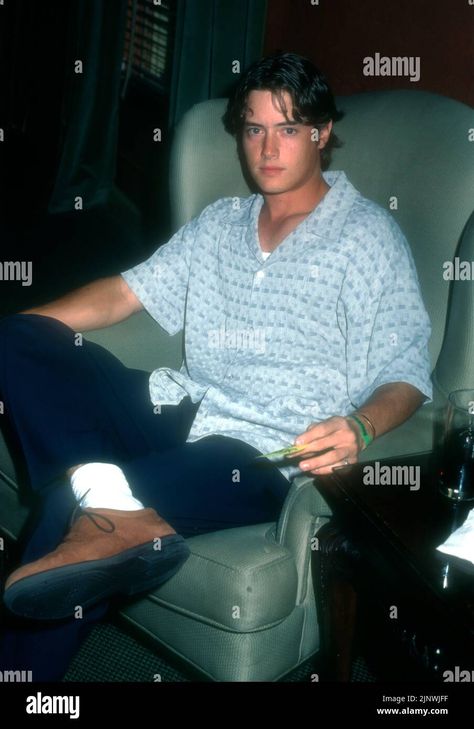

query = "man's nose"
[[261, 132, 278, 159]]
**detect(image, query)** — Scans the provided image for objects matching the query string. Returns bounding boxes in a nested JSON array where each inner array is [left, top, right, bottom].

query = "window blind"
[[122, 0, 176, 93]]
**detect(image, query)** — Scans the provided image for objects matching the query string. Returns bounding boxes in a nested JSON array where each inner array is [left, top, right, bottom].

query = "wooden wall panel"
[[264, 0, 473, 107]]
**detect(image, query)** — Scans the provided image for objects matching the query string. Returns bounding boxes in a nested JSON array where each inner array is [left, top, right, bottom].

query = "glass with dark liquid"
[[438, 390, 474, 501]]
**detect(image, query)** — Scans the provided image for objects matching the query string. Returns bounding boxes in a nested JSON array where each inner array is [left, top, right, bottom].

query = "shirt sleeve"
[[341, 215, 433, 407], [121, 216, 198, 335]]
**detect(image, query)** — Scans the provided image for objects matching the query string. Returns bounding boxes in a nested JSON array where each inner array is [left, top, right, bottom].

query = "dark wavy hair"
[[223, 51, 344, 169]]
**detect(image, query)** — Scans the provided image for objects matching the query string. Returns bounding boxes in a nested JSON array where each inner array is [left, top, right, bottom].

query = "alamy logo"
[[0, 669, 32, 682], [363, 462, 420, 490], [0, 260, 33, 287], [363, 53, 420, 82], [26, 692, 80, 720], [443, 667, 474, 682], [207, 325, 266, 354], [443, 258, 474, 281]]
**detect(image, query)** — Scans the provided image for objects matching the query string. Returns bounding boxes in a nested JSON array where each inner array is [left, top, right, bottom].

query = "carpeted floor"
[[63, 620, 376, 683]]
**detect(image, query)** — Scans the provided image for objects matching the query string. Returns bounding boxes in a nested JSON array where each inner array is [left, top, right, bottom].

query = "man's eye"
[[246, 127, 261, 136], [283, 127, 297, 135]]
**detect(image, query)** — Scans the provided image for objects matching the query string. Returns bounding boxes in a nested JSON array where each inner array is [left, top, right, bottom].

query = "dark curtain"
[[48, 0, 128, 213], [0, 0, 71, 218], [169, 0, 268, 129]]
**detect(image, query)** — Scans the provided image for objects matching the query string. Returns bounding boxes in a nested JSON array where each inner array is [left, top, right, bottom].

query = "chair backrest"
[[330, 90, 474, 377], [170, 98, 253, 226], [170, 91, 474, 380]]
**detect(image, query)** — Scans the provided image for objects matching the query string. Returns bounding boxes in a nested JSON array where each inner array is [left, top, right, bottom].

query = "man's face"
[[241, 89, 329, 197]]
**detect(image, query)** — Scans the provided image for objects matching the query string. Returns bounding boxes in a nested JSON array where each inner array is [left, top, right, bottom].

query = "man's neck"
[[257, 175, 332, 252], [261, 174, 330, 223]]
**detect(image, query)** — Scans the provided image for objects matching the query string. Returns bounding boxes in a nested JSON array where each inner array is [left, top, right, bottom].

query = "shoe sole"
[[3, 534, 191, 621]]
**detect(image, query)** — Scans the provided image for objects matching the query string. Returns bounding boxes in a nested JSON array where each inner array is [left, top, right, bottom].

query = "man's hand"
[[289, 382, 426, 476], [289, 416, 361, 475]]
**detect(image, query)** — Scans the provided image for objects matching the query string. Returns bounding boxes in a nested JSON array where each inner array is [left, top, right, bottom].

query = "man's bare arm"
[[292, 382, 425, 475], [349, 382, 425, 442], [22, 275, 143, 332]]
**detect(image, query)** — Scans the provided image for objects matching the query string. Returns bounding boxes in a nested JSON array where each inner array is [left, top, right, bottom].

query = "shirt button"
[[255, 270, 265, 284]]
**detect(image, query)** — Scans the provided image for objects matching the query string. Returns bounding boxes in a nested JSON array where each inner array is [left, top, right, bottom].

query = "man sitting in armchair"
[[0, 51, 432, 680]]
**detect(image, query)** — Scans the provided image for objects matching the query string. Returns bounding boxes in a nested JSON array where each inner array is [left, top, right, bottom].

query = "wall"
[[264, 0, 473, 107]]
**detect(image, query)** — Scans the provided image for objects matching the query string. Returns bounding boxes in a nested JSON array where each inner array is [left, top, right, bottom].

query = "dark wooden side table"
[[311, 452, 474, 681]]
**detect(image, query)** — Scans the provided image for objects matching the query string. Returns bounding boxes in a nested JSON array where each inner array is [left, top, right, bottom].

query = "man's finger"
[[295, 417, 341, 446], [287, 433, 336, 458], [299, 448, 351, 473]]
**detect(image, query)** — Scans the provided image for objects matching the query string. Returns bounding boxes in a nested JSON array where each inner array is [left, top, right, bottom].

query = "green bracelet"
[[347, 414, 374, 450]]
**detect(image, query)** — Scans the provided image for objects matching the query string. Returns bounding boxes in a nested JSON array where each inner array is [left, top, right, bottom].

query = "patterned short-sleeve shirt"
[[122, 170, 432, 480]]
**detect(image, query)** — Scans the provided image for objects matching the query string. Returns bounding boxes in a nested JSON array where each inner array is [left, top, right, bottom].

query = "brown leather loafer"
[[3, 507, 190, 620]]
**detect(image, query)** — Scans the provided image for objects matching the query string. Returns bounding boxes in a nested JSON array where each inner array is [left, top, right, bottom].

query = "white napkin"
[[437, 507, 474, 565]]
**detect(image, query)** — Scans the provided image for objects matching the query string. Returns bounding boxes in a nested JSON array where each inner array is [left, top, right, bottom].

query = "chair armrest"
[[358, 401, 436, 463], [276, 475, 332, 605], [274, 399, 441, 604], [128, 522, 298, 631], [434, 210, 474, 396]]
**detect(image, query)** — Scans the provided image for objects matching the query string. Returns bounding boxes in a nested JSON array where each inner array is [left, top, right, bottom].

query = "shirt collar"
[[244, 170, 360, 262], [310, 171, 360, 243]]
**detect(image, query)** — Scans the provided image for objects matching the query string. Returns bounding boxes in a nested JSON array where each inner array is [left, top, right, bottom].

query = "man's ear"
[[318, 121, 333, 150]]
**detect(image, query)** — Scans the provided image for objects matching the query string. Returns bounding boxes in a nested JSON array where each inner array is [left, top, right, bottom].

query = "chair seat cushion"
[[124, 522, 298, 632]]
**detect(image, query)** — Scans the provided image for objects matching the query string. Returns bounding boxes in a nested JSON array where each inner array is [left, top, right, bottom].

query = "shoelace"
[[68, 489, 116, 533]]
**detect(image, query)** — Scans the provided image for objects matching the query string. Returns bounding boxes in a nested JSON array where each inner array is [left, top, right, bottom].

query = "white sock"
[[70, 463, 144, 511]]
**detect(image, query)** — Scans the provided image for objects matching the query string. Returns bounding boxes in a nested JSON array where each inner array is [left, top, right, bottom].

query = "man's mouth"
[[259, 167, 284, 175]]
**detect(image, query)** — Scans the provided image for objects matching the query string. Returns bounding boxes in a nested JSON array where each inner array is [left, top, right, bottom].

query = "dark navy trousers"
[[0, 314, 290, 680]]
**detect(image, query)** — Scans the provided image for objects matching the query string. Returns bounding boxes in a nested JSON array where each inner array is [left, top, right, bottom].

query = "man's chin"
[[253, 181, 288, 195]]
